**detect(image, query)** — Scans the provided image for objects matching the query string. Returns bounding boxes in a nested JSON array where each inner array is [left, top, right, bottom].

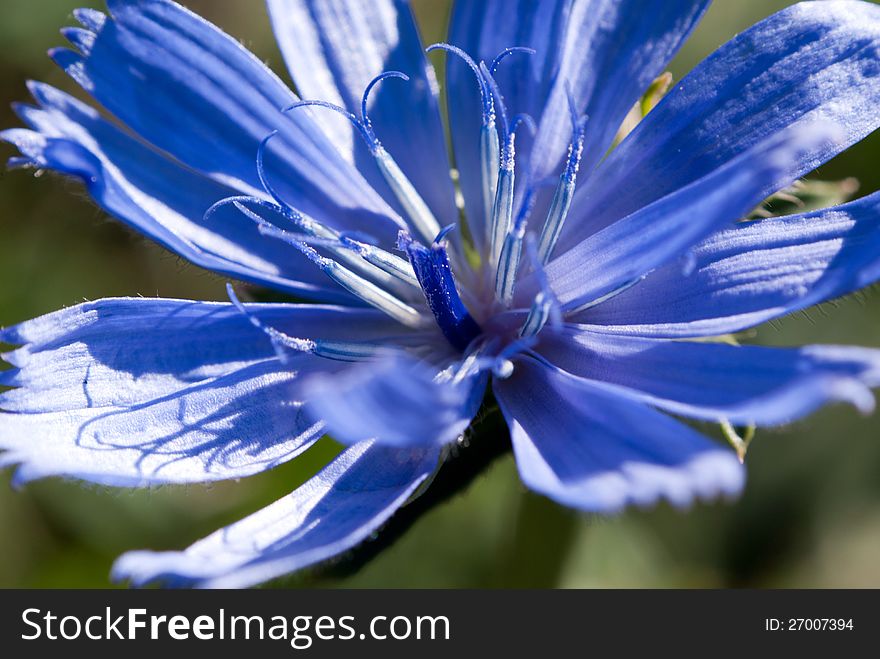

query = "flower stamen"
[[208, 194, 416, 297], [427, 44, 535, 259], [286, 72, 442, 245], [489, 47, 537, 76], [336, 233, 420, 288], [520, 234, 562, 338], [256, 218, 419, 297], [427, 43, 499, 247], [284, 236, 427, 328], [482, 65, 536, 270], [494, 181, 538, 306], [216, 131, 423, 295], [536, 90, 588, 264]]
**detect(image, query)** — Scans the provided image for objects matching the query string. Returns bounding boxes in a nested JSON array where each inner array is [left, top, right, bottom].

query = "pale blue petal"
[[267, 0, 457, 227], [495, 357, 744, 513], [0, 298, 413, 486], [0, 297, 412, 413], [112, 441, 440, 587], [0, 359, 324, 487], [51, 0, 402, 241], [533, 124, 837, 311], [538, 327, 880, 425], [562, 0, 880, 252], [303, 352, 486, 447], [578, 192, 880, 336], [2, 83, 347, 300]]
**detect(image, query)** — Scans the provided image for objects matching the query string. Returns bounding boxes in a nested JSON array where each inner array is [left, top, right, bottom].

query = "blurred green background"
[[1, 0, 880, 588]]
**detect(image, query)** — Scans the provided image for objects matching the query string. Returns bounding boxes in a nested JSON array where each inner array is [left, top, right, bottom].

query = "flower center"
[[211, 45, 589, 361]]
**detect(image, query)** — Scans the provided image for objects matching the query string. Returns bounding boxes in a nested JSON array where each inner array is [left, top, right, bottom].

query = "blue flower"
[[2, 0, 880, 588]]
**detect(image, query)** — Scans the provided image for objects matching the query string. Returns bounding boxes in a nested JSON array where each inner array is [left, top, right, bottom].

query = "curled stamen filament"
[[227, 131, 421, 293], [482, 62, 535, 269], [426, 43, 498, 230], [226, 284, 379, 362], [285, 71, 441, 245], [208, 194, 418, 297], [489, 46, 537, 76]]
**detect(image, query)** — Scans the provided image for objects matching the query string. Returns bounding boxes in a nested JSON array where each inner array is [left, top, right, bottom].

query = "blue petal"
[[527, 0, 709, 184], [535, 124, 838, 311], [267, 0, 457, 228], [562, 0, 880, 252], [0, 297, 412, 413], [0, 298, 412, 486], [447, 0, 708, 240], [112, 441, 440, 587], [494, 357, 744, 513], [303, 352, 486, 447], [51, 0, 402, 242], [73, 7, 106, 32], [61, 26, 97, 55], [538, 327, 880, 426], [578, 192, 880, 336], [446, 0, 565, 249], [2, 83, 349, 301], [0, 360, 324, 487]]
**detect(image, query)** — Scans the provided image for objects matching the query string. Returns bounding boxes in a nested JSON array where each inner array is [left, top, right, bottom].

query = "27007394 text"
[[764, 618, 854, 631]]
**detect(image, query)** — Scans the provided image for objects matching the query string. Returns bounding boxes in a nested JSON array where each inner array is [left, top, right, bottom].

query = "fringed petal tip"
[[653, 448, 746, 510], [530, 445, 745, 516], [61, 26, 97, 56], [111, 551, 204, 589], [599, 453, 744, 515], [0, 299, 418, 489], [0, 453, 27, 491], [828, 378, 876, 416], [539, 330, 880, 428], [0, 127, 47, 164], [73, 7, 106, 32], [496, 357, 747, 515]]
